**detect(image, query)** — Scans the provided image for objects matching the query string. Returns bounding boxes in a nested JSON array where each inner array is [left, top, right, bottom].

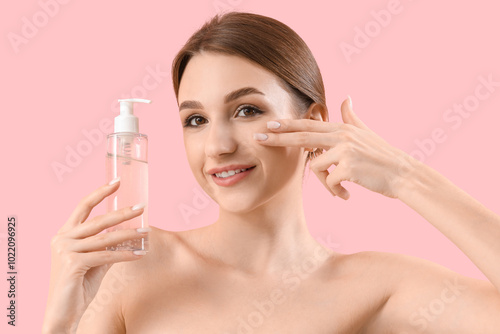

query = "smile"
[[214, 167, 252, 178], [211, 166, 256, 187]]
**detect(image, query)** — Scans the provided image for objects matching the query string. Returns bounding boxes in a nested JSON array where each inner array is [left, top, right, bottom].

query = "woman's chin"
[[217, 197, 258, 213]]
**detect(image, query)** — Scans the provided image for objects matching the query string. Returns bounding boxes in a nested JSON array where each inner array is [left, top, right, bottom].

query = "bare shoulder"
[[321, 250, 411, 284], [335, 249, 475, 282], [95, 226, 187, 291], [355, 251, 500, 333], [111, 226, 190, 277], [77, 227, 186, 333], [341, 250, 496, 305], [341, 250, 445, 278], [86, 226, 192, 312], [352, 250, 495, 293]]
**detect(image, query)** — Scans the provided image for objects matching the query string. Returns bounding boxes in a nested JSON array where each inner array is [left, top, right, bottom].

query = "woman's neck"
[[202, 180, 333, 278]]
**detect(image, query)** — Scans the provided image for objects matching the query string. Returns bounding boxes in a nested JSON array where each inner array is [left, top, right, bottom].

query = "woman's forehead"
[[178, 52, 287, 103]]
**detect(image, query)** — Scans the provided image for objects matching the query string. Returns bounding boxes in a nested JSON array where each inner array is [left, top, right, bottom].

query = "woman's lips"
[[211, 166, 256, 187]]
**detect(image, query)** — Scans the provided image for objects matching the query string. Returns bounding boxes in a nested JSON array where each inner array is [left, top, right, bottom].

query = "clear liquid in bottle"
[[106, 133, 148, 251]]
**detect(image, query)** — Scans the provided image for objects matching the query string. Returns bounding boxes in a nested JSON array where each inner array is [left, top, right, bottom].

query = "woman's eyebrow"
[[224, 87, 265, 103], [179, 87, 265, 112]]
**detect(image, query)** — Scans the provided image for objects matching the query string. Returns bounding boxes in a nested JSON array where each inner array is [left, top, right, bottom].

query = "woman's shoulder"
[[127, 226, 194, 266], [332, 250, 441, 273], [318, 250, 437, 286], [349, 250, 460, 275], [115, 225, 208, 273], [327, 250, 465, 289], [103, 227, 185, 276], [101, 227, 199, 297], [332, 249, 437, 267]]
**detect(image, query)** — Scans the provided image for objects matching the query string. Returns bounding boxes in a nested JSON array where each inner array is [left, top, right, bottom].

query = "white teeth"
[[215, 168, 250, 178]]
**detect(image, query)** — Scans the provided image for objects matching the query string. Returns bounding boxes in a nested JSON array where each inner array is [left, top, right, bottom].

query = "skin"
[[44, 52, 500, 334]]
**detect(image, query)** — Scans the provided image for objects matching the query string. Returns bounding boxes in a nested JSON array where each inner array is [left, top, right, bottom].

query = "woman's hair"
[[171, 11, 326, 167]]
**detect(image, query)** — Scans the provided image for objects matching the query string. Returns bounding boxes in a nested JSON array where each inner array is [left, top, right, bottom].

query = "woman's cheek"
[[184, 136, 205, 167]]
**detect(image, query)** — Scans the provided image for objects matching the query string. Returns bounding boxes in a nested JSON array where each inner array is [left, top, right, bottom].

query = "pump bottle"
[[106, 98, 151, 252]]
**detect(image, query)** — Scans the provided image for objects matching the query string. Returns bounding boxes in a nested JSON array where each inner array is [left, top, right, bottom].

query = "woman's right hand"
[[42, 178, 150, 334]]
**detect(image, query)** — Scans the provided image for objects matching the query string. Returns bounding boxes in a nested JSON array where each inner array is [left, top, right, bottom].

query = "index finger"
[[266, 118, 341, 133], [254, 131, 335, 150], [60, 178, 121, 233]]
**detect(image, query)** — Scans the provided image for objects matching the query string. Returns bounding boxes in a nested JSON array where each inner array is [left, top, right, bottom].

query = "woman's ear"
[[305, 102, 329, 123], [303, 103, 329, 153]]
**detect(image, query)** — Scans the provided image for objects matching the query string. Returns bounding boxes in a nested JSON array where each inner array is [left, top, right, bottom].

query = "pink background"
[[2, 0, 500, 332]]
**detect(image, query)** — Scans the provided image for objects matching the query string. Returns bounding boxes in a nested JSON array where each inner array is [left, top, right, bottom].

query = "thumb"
[[341, 96, 370, 131]]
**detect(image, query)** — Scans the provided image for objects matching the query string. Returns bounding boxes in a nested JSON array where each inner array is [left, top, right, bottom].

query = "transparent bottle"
[[105, 98, 151, 252]]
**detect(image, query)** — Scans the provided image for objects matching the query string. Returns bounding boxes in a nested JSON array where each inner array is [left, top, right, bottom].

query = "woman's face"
[[178, 52, 307, 212]]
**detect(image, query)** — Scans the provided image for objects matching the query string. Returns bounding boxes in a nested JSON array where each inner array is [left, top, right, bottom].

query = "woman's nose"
[[204, 122, 238, 158]]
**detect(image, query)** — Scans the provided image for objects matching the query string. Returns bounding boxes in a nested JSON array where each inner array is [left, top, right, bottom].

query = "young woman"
[[43, 12, 500, 333]]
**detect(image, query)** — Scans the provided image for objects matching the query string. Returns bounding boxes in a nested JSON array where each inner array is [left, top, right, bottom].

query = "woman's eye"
[[184, 115, 207, 127], [236, 106, 262, 117], [183, 105, 264, 128]]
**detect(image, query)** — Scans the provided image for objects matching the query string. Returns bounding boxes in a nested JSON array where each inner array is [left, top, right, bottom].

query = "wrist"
[[42, 324, 67, 334], [42, 315, 77, 334], [392, 152, 433, 203]]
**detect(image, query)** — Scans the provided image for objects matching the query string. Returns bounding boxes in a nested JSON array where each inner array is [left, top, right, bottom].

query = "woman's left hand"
[[253, 96, 416, 200]]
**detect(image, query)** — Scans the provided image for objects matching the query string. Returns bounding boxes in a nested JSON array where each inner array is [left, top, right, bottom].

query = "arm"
[[364, 252, 500, 333], [256, 98, 500, 330], [394, 156, 500, 292], [363, 158, 500, 333], [260, 97, 500, 282], [259, 97, 500, 280]]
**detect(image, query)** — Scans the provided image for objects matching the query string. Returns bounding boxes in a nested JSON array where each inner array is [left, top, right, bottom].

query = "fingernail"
[[136, 227, 151, 233], [132, 203, 146, 211], [267, 121, 281, 129], [347, 95, 353, 109], [108, 177, 120, 185], [133, 250, 147, 256], [253, 133, 268, 141]]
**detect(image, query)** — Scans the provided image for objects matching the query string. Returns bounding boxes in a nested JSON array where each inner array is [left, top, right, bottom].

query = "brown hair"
[[171, 11, 326, 167]]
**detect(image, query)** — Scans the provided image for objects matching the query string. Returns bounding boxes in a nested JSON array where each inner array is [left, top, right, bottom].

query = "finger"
[[254, 131, 336, 150], [63, 179, 121, 231], [310, 149, 341, 171], [80, 249, 146, 270], [325, 165, 350, 200], [71, 227, 150, 253], [312, 169, 337, 198], [67, 204, 145, 239], [266, 118, 341, 133], [341, 96, 370, 131], [310, 152, 349, 199]]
